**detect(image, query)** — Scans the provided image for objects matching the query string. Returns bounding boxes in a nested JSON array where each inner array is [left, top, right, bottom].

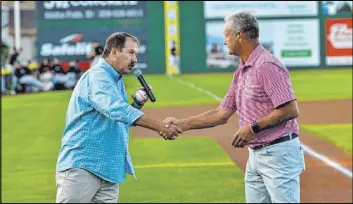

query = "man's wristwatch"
[[251, 120, 260, 134]]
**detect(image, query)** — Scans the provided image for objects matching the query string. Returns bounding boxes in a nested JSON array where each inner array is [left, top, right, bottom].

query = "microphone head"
[[133, 69, 142, 77]]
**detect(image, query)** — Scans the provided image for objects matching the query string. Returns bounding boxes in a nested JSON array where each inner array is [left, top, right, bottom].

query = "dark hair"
[[102, 32, 139, 58]]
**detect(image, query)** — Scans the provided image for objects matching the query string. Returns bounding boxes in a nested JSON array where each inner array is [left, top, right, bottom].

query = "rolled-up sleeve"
[[258, 62, 296, 108], [87, 73, 144, 126]]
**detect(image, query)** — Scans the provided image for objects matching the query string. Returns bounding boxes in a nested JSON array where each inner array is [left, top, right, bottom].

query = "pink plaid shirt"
[[220, 44, 299, 148]]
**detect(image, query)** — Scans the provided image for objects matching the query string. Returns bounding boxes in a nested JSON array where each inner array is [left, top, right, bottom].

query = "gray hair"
[[224, 12, 259, 39]]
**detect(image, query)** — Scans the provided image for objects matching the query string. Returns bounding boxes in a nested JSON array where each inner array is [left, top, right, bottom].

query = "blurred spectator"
[[67, 60, 82, 81], [2, 46, 87, 95], [87, 41, 104, 67], [39, 58, 52, 74], [13, 61, 54, 92], [52, 58, 66, 75], [50, 58, 76, 90], [2, 65, 12, 94], [210, 43, 220, 54], [169, 40, 180, 74], [5, 47, 23, 95], [9, 47, 22, 66], [39, 58, 52, 83], [26, 60, 40, 79], [1, 70, 5, 94], [27, 59, 40, 70]]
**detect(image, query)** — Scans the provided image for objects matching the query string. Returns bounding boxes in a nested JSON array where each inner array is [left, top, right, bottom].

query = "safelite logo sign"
[[59, 33, 83, 43], [326, 18, 352, 65], [40, 33, 92, 57], [326, 18, 352, 56]]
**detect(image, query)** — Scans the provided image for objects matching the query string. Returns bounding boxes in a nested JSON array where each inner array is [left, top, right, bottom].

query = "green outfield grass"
[[123, 68, 352, 108], [2, 93, 244, 202], [124, 74, 220, 108], [301, 124, 352, 155], [120, 137, 245, 203], [2, 92, 68, 202], [2, 68, 351, 202], [174, 68, 352, 102], [2, 106, 245, 203]]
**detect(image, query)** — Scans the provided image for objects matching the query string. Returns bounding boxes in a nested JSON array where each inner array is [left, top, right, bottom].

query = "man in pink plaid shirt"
[[163, 12, 305, 203]]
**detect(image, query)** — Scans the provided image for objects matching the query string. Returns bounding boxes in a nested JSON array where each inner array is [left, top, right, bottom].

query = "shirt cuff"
[[220, 98, 237, 112], [272, 94, 296, 108], [126, 106, 144, 127]]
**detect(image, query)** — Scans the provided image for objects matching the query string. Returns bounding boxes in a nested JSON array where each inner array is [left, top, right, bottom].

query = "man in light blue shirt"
[[56, 32, 182, 203]]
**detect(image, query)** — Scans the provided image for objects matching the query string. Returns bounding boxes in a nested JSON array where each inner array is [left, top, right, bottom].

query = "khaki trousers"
[[56, 168, 119, 203]]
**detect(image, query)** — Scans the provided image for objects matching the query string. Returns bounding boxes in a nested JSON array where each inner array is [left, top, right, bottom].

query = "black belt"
[[250, 133, 298, 151]]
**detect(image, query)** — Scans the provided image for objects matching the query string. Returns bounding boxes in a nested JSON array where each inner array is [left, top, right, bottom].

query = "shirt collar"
[[97, 58, 122, 81], [239, 44, 264, 68]]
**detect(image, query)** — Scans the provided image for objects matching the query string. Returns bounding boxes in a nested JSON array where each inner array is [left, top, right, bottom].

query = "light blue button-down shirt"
[[56, 58, 144, 184]]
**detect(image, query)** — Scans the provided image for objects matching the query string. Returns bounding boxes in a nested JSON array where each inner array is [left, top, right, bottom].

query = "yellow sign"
[[164, 1, 181, 75], [1, 67, 12, 75]]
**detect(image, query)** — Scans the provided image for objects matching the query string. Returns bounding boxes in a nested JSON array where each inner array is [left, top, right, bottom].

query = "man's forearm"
[[134, 114, 166, 133], [256, 102, 299, 132], [179, 108, 228, 131], [257, 113, 295, 132]]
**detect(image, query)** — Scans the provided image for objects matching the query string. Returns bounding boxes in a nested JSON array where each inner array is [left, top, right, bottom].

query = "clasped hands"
[[157, 116, 256, 147], [158, 117, 182, 140], [132, 88, 182, 140]]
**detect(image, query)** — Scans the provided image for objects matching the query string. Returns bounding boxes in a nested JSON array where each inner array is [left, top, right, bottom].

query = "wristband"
[[131, 95, 144, 110]]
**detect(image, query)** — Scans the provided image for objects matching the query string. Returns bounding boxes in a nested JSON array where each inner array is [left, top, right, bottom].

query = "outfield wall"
[[179, 1, 352, 73], [35, 1, 352, 74]]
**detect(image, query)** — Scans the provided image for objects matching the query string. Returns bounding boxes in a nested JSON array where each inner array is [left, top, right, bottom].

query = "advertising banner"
[[37, 26, 148, 69], [205, 19, 320, 69], [325, 18, 352, 66], [204, 1, 318, 19], [36, 1, 147, 20], [322, 1, 353, 16], [259, 19, 320, 67], [164, 1, 181, 75], [205, 22, 239, 71]]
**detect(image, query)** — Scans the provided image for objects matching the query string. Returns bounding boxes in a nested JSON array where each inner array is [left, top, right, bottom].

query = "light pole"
[[14, 1, 21, 50]]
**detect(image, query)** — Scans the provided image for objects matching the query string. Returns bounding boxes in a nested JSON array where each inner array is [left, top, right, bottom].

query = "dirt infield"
[[132, 99, 352, 203]]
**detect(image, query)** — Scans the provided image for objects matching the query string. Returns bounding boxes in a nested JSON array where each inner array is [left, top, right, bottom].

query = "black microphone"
[[133, 69, 156, 102]]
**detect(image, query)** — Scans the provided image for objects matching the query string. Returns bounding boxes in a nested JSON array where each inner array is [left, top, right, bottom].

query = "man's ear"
[[111, 48, 117, 56], [238, 33, 244, 43], [235, 32, 241, 42]]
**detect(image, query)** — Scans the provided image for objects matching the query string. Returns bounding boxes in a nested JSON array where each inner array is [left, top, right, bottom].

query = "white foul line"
[[169, 75, 353, 179], [168, 75, 223, 101], [135, 162, 234, 169], [301, 144, 352, 178]]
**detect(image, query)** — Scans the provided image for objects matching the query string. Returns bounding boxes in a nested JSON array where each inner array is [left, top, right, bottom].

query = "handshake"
[[159, 117, 183, 140], [131, 87, 183, 140]]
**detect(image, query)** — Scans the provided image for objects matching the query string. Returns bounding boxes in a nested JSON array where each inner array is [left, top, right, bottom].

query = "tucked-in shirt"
[[56, 58, 144, 183], [220, 44, 299, 148]]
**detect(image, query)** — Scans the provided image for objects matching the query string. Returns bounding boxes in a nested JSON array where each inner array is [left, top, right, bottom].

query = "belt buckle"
[[254, 143, 269, 150], [262, 143, 271, 148]]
